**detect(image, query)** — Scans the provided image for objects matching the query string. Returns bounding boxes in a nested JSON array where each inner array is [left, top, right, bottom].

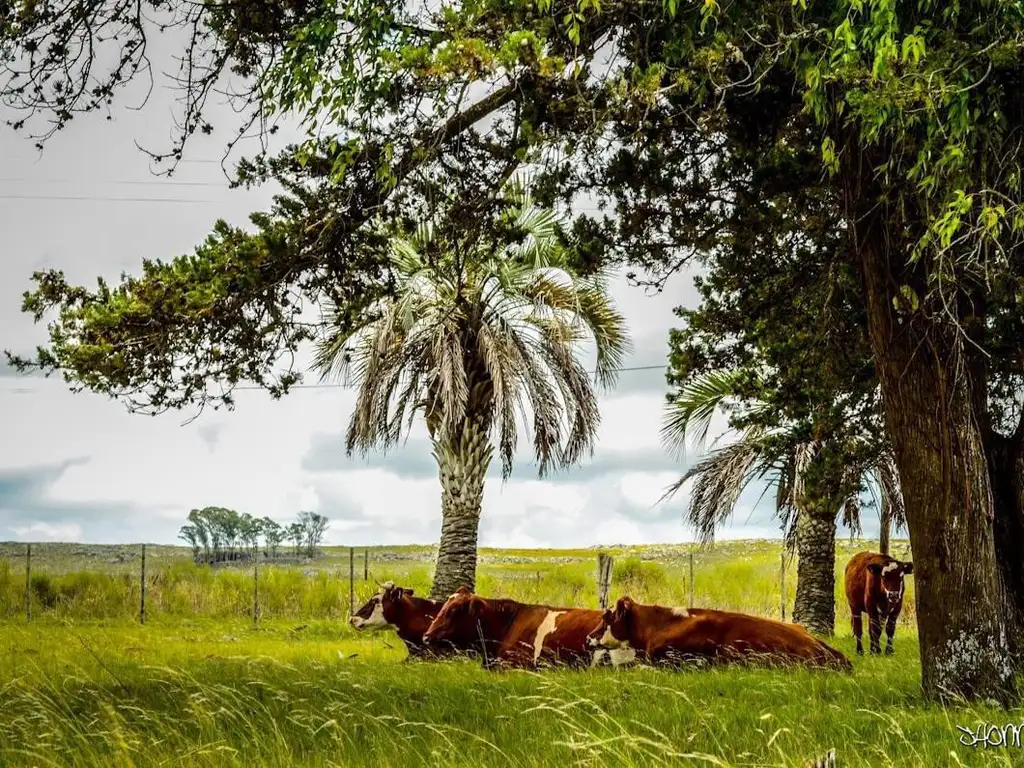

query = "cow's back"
[[656, 609, 850, 670], [544, 608, 604, 664], [497, 606, 604, 667]]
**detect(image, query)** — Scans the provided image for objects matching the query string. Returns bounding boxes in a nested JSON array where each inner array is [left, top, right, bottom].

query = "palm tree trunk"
[[879, 495, 891, 556], [429, 421, 494, 601], [792, 505, 837, 636]]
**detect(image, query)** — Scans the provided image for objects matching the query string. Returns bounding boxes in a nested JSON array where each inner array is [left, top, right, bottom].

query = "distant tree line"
[[178, 507, 329, 563]]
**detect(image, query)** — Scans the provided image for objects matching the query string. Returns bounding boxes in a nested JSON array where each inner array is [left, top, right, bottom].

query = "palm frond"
[[874, 450, 906, 532], [661, 370, 744, 460], [660, 436, 769, 545], [842, 496, 863, 537], [577, 280, 632, 391]]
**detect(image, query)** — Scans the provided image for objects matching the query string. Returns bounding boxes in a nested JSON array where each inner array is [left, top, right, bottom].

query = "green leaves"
[[821, 137, 839, 176], [900, 33, 925, 66]]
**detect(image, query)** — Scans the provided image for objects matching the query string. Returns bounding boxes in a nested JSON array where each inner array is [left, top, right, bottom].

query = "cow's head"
[[586, 596, 634, 650], [867, 560, 913, 610], [349, 581, 416, 631], [422, 586, 482, 647]]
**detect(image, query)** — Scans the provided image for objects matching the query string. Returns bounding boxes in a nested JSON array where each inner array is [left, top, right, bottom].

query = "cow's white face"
[[869, 560, 913, 612], [591, 625, 624, 649], [350, 594, 390, 631], [586, 601, 632, 650]]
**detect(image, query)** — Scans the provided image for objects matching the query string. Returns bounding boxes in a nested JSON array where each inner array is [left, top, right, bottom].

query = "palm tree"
[[660, 370, 903, 636], [314, 174, 631, 599]]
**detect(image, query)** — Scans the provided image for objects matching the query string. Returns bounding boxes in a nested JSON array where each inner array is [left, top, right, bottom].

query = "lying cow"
[[422, 586, 636, 669], [349, 582, 457, 659], [844, 551, 913, 655], [586, 596, 852, 671]]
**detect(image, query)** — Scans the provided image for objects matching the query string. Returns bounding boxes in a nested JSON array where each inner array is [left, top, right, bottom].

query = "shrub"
[[612, 557, 668, 601]]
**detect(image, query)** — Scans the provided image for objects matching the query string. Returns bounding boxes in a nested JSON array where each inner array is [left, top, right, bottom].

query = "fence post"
[[689, 551, 695, 608], [364, 549, 369, 581], [597, 552, 613, 610], [140, 544, 147, 625], [780, 551, 786, 621], [349, 547, 355, 616], [253, 552, 260, 627], [25, 543, 31, 623]]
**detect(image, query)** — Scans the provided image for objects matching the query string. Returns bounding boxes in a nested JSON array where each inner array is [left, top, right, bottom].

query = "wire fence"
[[0, 540, 916, 628]]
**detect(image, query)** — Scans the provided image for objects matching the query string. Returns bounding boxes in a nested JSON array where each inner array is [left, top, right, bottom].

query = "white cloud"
[[618, 471, 679, 510], [11, 521, 84, 540], [591, 517, 645, 546]]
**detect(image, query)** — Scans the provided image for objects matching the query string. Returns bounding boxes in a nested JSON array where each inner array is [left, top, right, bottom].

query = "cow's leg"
[[884, 613, 897, 655], [852, 612, 864, 655], [868, 609, 882, 654]]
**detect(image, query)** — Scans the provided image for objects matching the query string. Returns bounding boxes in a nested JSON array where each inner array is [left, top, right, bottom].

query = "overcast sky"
[[0, 37, 881, 548]]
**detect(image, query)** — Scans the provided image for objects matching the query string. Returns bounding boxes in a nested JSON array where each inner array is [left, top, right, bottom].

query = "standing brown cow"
[[844, 551, 913, 655], [350, 582, 460, 659], [422, 586, 636, 668], [585, 596, 852, 671]]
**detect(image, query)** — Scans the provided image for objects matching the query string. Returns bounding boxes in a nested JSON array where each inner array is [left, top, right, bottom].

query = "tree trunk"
[[429, 421, 494, 601], [985, 433, 1024, 663], [854, 203, 1017, 704], [878, 496, 891, 556], [792, 505, 837, 636]]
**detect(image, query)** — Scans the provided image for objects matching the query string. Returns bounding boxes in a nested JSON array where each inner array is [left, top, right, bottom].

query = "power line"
[[0, 363, 667, 394], [0, 177, 230, 188], [0, 193, 218, 203]]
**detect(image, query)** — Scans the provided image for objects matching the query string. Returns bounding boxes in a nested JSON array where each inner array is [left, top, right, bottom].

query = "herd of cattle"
[[349, 550, 914, 672]]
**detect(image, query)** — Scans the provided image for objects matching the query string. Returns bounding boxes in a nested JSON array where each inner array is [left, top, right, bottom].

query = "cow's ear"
[[902, 562, 913, 575], [867, 563, 883, 576], [402, 588, 415, 597], [615, 596, 633, 618], [455, 585, 472, 596]]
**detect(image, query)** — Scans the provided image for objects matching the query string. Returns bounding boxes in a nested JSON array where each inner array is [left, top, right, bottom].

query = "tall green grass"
[[0, 539, 916, 626], [1, 539, 963, 767], [0, 621, 1014, 767]]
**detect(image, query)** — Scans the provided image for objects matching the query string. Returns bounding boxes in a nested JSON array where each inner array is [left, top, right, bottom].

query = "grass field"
[[0, 539, 1018, 766]]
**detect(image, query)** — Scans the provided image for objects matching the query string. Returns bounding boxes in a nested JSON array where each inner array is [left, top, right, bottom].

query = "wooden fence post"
[[25, 543, 31, 623], [253, 552, 260, 627], [597, 552, 613, 610], [780, 551, 786, 621], [140, 544, 147, 625], [689, 551, 695, 608], [364, 549, 369, 581], [349, 547, 355, 616]]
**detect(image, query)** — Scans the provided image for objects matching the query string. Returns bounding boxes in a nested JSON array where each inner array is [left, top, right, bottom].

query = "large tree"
[[313, 174, 628, 598], [7, 0, 1024, 702]]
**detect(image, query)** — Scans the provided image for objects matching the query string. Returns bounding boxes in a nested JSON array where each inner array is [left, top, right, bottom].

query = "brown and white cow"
[[421, 586, 636, 669], [349, 582, 459, 659], [586, 596, 852, 671], [844, 551, 913, 655]]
